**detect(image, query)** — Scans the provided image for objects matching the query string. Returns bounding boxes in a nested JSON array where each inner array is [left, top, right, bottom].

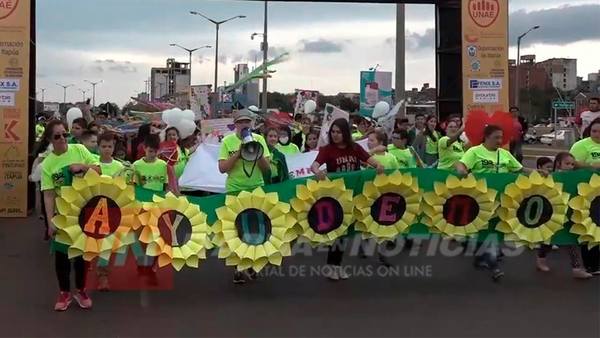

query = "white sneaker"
[[324, 264, 339, 281], [338, 266, 350, 280]]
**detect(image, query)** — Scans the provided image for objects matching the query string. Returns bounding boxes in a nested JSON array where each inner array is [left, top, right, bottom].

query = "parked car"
[[540, 130, 565, 145], [524, 131, 538, 144]]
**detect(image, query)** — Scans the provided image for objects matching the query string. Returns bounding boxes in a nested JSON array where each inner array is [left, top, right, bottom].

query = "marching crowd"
[[31, 96, 600, 311]]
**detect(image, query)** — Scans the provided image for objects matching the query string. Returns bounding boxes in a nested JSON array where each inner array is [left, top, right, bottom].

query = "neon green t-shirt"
[[425, 131, 442, 155], [437, 136, 465, 170], [570, 138, 600, 165], [100, 159, 125, 177], [174, 147, 189, 178], [133, 158, 168, 192], [67, 136, 79, 144], [275, 143, 300, 155], [372, 152, 399, 170], [388, 145, 416, 168], [218, 133, 271, 193], [352, 131, 363, 140], [459, 144, 522, 174], [41, 144, 98, 191], [35, 124, 45, 142]]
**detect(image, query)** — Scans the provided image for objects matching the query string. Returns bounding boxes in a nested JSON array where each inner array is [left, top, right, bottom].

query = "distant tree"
[[267, 92, 294, 112], [339, 96, 359, 113]]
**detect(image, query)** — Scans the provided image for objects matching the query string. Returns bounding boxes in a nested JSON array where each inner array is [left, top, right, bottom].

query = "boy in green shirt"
[[80, 130, 100, 161], [133, 134, 168, 192], [387, 129, 424, 168], [367, 129, 399, 170], [98, 132, 125, 178], [68, 117, 87, 144]]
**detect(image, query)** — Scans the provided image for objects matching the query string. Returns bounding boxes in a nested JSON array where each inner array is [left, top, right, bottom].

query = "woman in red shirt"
[[311, 118, 383, 281]]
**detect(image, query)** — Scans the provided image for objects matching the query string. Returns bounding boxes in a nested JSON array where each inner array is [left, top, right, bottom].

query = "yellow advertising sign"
[[462, 0, 509, 115], [0, 0, 30, 217]]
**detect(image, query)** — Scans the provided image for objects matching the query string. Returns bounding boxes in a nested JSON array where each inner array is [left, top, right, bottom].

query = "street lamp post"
[[261, 1, 268, 112], [56, 83, 74, 107], [79, 88, 88, 102], [515, 25, 540, 107], [190, 11, 246, 93], [170, 44, 211, 108], [40, 88, 45, 110], [84, 79, 103, 108]]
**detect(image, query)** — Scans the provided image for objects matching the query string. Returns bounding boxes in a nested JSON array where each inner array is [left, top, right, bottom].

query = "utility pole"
[[84, 79, 103, 107], [79, 88, 88, 102], [190, 11, 246, 93], [261, 0, 269, 113], [170, 44, 211, 108], [395, 4, 406, 105], [515, 26, 540, 107], [56, 83, 74, 107]]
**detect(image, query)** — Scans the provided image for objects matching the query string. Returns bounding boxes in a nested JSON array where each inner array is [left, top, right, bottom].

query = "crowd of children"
[[31, 104, 600, 310]]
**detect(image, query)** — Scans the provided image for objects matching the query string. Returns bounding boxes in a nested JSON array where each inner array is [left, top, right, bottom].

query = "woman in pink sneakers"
[[40, 120, 99, 311]]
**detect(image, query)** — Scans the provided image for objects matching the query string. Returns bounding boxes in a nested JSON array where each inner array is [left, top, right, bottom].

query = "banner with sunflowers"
[[52, 169, 600, 272]]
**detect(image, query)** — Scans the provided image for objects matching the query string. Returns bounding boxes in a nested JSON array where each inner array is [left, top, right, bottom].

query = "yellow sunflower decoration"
[[496, 171, 570, 248], [290, 178, 354, 245], [212, 188, 297, 272], [422, 175, 498, 238], [569, 174, 600, 247], [354, 171, 421, 242], [137, 192, 213, 271], [52, 170, 141, 261]]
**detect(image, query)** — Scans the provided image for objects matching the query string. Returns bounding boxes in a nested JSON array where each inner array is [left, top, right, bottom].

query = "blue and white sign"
[[0, 79, 19, 91], [469, 78, 502, 90]]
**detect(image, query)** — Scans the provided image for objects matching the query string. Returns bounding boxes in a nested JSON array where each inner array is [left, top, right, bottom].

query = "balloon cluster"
[[161, 108, 197, 139]]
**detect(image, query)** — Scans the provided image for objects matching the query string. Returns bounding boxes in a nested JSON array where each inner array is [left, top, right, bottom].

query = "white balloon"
[[372, 101, 390, 119], [182, 109, 195, 122], [304, 100, 317, 114], [248, 105, 259, 113], [170, 108, 184, 125], [174, 119, 197, 139], [66, 107, 83, 129], [161, 109, 173, 125]]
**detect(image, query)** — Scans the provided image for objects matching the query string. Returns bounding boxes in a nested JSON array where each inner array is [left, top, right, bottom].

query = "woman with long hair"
[[311, 118, 384, 281], [303, 128, 320, 152], [414, 115, 442, 167], [437, 119, 465, 171], [263, 127, 290, 184]]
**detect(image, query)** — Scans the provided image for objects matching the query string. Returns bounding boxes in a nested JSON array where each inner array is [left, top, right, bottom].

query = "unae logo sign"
[[468, 0, 500, 28], [0, 0, 19, 20]]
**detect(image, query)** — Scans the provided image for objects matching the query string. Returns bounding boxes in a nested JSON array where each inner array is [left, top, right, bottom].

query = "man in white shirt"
[[578, 97, 600, 136]]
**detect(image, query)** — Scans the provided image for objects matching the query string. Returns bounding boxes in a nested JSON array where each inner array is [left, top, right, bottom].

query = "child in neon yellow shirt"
[[133, 134, 168, 192], [387, 129, 424, 169], [366, 129, 399, 170]]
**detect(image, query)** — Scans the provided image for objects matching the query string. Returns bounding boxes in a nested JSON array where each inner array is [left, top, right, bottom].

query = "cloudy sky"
[[37, 0, 600, 105]]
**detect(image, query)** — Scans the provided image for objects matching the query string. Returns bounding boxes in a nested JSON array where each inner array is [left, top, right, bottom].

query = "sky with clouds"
[[36, 0, 600, 105]]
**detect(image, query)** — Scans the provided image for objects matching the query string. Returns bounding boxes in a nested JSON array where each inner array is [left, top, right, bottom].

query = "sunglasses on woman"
[[53, 133, 69, 140]]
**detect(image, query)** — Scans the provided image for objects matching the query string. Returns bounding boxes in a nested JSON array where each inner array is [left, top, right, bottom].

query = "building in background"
[[232, 64, 259, 108], [151, 58, 191, 107], [43, 102, 60, 114], [508, 55, 552, 105], [537, 58, 578, 91]]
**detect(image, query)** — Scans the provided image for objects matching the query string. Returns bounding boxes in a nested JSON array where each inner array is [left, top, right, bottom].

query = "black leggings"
[[581, 246, 600, 272], [55, 251, 86, 292], [327, 239, 345, 266]]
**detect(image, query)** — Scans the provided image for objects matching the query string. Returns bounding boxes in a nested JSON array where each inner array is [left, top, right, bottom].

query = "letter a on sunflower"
[[354, 171, 421, 242], [52, 170, 141, 261], [496, 172, 569, 248], [213, 188, 297, 272], [290, 178, 354, 246], [422, 175, 498, 238], [569, 174, 600, 248], [138, 193, 213, 271]]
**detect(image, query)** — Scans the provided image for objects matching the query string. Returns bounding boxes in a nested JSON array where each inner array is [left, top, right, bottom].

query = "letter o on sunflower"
[[496, 172, 570, 248], [354, 172, 421, 242], [569, 174, 600, 247], [422, 175, 498, 238], [213, 188, 297, 272]]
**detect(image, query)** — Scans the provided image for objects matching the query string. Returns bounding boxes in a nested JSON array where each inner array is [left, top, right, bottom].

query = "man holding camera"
[[218, 109, 271, 194]]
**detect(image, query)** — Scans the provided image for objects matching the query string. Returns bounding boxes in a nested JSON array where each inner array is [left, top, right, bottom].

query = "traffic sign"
[[552, 101, 575, 110]]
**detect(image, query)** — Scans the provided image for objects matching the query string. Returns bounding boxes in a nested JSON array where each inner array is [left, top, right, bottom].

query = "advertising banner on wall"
[[359, 71, 392, 117], [294, 89, 319, 116], [0, 0, 30, 218], [462, 0, 509, 115], [191, 84, 211, 120]]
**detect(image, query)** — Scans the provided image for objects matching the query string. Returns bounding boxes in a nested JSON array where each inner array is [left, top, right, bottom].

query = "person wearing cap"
[[218, 109, 271, 284]]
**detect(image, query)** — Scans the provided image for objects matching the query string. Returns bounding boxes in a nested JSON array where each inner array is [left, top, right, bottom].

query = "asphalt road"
[[1, 217, 599, 338]]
